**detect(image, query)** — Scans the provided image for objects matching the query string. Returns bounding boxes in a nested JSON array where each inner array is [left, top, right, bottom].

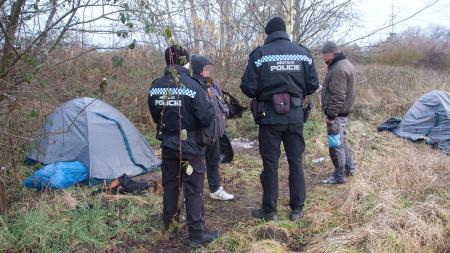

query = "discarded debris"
[[312, 157, 325, 164]]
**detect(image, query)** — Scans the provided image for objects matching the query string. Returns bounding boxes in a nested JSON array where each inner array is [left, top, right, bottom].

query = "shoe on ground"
[[251, 208, 278, 221], [345, 168, 356, 177], [209, 186, 234, 201], [163, 222, 170, 231], [189, 230, 220, 248], [321, 176, 345, 184], [289, 209, 304, 221]]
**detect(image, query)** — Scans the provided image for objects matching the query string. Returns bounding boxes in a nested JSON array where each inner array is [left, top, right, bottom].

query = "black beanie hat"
[[165, 45, 190, 66], [191, 55, 212, 74], [265, 17, 286, 35]]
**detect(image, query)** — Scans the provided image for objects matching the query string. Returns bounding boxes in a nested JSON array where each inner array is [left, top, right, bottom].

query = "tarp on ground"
[[378, 90, 450, 154]]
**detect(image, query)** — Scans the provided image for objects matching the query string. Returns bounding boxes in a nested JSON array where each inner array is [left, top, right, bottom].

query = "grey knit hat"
[[322, 41, 340, 54], [191, 55, 212, 74]]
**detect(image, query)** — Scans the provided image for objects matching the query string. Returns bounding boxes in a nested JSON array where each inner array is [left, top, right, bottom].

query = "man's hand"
[[326, 117, 334, 126], [316, 84, 323, 93], [316, 84, 323, 106]]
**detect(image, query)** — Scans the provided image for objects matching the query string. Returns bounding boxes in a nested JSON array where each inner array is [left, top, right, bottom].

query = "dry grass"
[[305, 135, 450, 253], [248, 240, 288, 253], [1, 45, 449, 252], [206, 63, 450, 253], [353, 64, 450, 122]]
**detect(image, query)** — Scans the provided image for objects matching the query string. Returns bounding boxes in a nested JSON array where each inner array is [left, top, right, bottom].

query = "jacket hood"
[[328, 53, 346, 68]]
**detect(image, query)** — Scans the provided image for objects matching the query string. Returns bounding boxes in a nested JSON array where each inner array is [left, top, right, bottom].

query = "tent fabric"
[[27, 97, 161, 179], [378, 90, 450, 155], [377, 117, 401, 132]]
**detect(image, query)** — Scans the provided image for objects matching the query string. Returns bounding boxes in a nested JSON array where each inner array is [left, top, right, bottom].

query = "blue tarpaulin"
[[23, 161, 88, 189]]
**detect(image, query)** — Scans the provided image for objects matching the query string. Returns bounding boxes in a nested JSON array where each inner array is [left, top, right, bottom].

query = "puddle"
[[231, 139, 257, 152]]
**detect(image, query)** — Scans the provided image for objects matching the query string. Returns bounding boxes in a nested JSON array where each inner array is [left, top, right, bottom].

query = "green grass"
[[144, 127, 160, 146], [2, 63, 449, 252], [0, 188, 163, 252], [226, 111, 259, 140]]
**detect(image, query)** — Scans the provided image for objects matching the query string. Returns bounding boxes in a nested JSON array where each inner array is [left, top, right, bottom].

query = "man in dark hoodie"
[[147, 45, 219, 248], [240, 17, 319, 221], [191, 55, 235, 201], [320, 41, 357, 185]]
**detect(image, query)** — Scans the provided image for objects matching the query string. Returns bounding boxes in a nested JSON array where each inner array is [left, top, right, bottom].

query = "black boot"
[[251, 208, 278, 221], [189, 230, 220, 248], [345, 167, 356, 177], [289, 209, 304, 221]]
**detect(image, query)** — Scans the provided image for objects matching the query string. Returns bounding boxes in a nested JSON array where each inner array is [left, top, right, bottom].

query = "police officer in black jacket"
[[148, 45, 219, 248], [240, 17, 319, 221]]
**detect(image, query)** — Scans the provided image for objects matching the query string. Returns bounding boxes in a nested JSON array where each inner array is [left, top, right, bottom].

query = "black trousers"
[[258, 123, 306, 213], [205, 139, 221, 193], [161, 148, 205, 241]]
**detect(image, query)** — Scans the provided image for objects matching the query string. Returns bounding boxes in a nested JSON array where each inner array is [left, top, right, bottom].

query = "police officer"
[[240, 17, 319, 221], [191, 55, 234, 201], [148, 45, 219, 248]]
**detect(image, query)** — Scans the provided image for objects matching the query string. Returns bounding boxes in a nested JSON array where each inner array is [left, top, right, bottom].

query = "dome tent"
[[27, 97, 160, 180], [378, 90, 450, 154]]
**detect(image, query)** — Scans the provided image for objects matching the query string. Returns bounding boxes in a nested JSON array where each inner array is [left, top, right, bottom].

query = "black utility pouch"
[[273, 93, 291, 114], [250, 99, 266, 123]]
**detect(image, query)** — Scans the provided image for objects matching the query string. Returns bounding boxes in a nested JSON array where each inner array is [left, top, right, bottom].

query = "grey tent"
[[378, 90, 450, 154], [27, 97, 161, 179]]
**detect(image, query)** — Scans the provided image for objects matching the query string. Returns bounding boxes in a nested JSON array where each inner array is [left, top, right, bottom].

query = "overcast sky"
[[87, 0, 450, 48], [348, 0, 450, 44]]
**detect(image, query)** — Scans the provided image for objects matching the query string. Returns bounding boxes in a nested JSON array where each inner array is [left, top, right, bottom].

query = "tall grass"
[[0, 189, 162, 252], [0, 44, 449, 252], [306, 134, 450, 252]]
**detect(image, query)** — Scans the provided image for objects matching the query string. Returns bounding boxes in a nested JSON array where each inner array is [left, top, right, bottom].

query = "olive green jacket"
[[321, 54, 356, 119]]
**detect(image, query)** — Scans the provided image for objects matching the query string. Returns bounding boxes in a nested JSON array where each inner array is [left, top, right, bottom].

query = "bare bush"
[[373, 26, 450, 70]]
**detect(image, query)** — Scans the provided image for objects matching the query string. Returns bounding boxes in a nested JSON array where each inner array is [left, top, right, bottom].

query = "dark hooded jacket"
[[192, 73, 229, 140]]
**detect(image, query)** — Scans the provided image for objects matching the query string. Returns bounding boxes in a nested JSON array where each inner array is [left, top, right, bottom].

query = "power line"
[[341, 0, 439, 46]]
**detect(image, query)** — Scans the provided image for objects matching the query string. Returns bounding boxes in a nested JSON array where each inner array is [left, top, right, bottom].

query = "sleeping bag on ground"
[[23, 161, 88, 189]]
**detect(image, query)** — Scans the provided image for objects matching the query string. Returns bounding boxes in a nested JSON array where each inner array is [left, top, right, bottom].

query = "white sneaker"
[[209, 186, 234, 201]]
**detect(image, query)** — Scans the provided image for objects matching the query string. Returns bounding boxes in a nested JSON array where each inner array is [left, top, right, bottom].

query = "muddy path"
[[110, 142, 330, 253]]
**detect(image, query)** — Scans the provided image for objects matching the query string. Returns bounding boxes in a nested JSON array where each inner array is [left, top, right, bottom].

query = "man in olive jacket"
[[320, 41, 356, 184]]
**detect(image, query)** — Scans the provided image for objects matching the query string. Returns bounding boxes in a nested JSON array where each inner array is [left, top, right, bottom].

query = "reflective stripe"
[[149, 87, 197, 98], [254, 54, 313, 67]]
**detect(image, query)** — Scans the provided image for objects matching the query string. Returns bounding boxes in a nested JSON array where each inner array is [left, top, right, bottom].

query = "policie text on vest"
[[269, 61, 302, 72]]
